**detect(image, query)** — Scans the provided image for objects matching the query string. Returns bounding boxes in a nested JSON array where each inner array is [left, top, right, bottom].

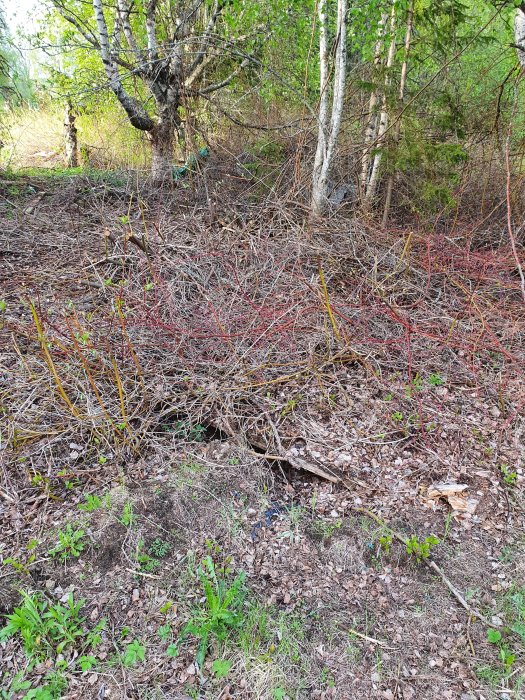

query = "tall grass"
[[2, 104, 149, 171]]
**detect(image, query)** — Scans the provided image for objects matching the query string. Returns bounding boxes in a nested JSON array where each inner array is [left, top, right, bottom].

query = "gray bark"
[[64, 102, 78, 168]]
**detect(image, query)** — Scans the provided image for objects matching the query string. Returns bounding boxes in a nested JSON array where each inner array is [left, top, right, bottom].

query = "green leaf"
[[211, 659, 232, 678], [166, 643, 179, 657], [487, 629, 502, 644]]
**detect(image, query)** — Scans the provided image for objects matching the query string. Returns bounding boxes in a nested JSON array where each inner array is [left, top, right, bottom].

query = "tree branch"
[[92, 0, 154, 131]]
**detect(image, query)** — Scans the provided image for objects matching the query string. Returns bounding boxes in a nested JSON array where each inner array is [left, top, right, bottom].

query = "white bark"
[[515, 8, 525, 68], [92, 0, 154, 131], [364, 3, 397, 207], [311, 0, 348, 218], [360, 11, 388, 195]]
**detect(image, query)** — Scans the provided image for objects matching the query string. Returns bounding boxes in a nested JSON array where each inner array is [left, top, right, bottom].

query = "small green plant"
[[0, 591, 85, 659], [3, 539, 38, 576], [428, 373, 444, 386], [379, 532, 393, 554], [405, 534, 440, 562], [487, 628, 516, 671], [280, 395, 301, 418], [122, 639, 146, 667], [405, 373, 423, 397], [148, 538, 171, 558], [78, 494, 103, 512], [311, 518, 342, 540], [211, 658, 232, 678], [172, 420, 207, 441], [137, 549, 160, 573], [0, 300, 6, 312], [499, 464, 517, 486], [118, 501, 135, 527], [168, 555, 247, 666], [272, 689, 287, 700], [391, 411, 403, 422], [49, 524, 86, 560]]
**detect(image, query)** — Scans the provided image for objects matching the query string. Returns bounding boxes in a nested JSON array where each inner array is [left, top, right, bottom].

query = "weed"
[[391, 411, 403, 422], [136, 540, 160, 572], [379, 532, 393, 554], [499, 463, 517, 486], [405, 534, 440, 562], [311, 518, 342, 540], [211, 658, 232, 678], [172, 420, 207, 441], [158, 623, 172, 641], [122, 639, 146, 667], [3, 539, 38, 576], [280, 395, 302, 418], [49, 524, 86, 560], [0, 591, 85, 659], [78, 493, 107, 512], [118, 501, 135, 527], [168, 555, 247, 666], [428, 373, 444, 386], [148, 538, 171, 558]]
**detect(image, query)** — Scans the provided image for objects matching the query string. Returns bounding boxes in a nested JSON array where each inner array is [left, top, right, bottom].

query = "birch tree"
[[311, 0, 348, 218], [362, 2, 396, 208], [515, 2, 525, 68], [51, 0, 269, 183]]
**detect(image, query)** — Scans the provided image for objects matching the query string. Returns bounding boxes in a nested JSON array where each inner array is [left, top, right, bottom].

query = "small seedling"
[[122, 639, 146, 667], [168, 555, 247, 666], [148, 538, 171, 558], [379, 532, 393, 554], [211, 658, 232, 678], [78, 494, 103, 512], [405, 534, 440, 562], [119, 502, 135, 527], [49, 524, 86, 560], [499, 464, 517, 486], [428, 373, 444, 386], [391, 411, 403, 422]]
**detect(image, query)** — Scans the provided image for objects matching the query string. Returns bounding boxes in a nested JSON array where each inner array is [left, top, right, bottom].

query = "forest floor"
[[1, 167, 525, 700]]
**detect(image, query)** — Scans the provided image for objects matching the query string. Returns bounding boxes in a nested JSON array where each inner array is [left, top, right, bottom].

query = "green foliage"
[[148, 538, 171, 559], [405, 534, 440, 562], [499, 464, 517, 487], [168, 555, 247, 667], [48, 524, 86, 560], [171, 420, 207, 442], [211, 658, 232, 678], [122, 639, 146, 667], [0, 591, 84, 659], [118, 501, 135, 527], [77, 493, 107, 512]]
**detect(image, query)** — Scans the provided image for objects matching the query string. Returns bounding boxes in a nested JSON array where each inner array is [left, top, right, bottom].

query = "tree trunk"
[[64, 102, 79, 168], [515, 7, 525, 68], [364, 3, 397, 208], [311, 0, 348, 218], [360, 11, 388, 197], [149, 117, 175, 184]]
